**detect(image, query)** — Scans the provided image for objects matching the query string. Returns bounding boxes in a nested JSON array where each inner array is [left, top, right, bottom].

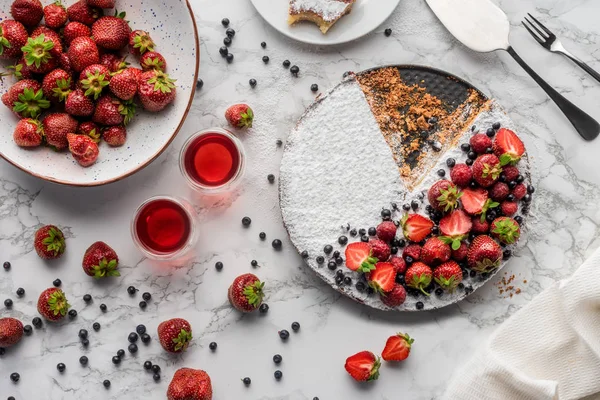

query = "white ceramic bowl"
[[0, 0, 199, 186]]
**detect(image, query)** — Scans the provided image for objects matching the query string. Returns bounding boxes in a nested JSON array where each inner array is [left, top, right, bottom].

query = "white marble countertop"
[[2, 0, 600, 399]]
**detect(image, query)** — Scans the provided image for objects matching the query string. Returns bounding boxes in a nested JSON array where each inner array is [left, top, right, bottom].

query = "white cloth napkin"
[[444, 247, 600, 400]]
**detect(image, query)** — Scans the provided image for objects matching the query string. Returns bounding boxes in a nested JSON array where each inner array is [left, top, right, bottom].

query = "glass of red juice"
[[179, 128, 246, 193], [131, 196, 198, 260]]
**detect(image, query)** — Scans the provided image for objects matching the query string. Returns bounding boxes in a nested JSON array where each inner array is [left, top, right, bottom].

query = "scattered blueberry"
[[336, 257, 343, 265], [136, 325, 146, 335], [301, 250, 309, 258], [435, 288, 444, 296], [272, 239, 282, 250], [283, 60, 290, 68], [290, 65, 299, 75], [16, 288, 24, 297], [0, 348, 5, 355], [141, 333, 151, 344], [360, 235, 369, 243], [10, 373, 19, 382], [112, 355, 121, 365], [316, 256, 324, 264], [3, 262, 10, 270], [53, 279, 61, 287], [327, 261, 337, 270], [437, 169, 446, 177], [128, 343, 138, 354], [415, 302, 424, 310], [514, 216, 523, 224], [144, 361, 152, 370], [261, 41, 266, 48], [273, 354, 282, 364], [492, 122, 501, 130], [527, 185, 535, 194], [279, 330, 289, 340], [242, 377, 251, 385], [338, 235, 348, 245], [127, 286, 137, 295], [83, 294, 92, 303], [4, 299, 11, 308], [461, 143, 471, 152], [411, 200, 420, 211], [78, 329, 88, 339], [221, 18, 230, 27], [267, 174, 275, 183], [356, 281, 366, 292], [259, 232, 267, 240], [274, 370, 283, 380], [368, 227, 377, 236], [142, 292, 152, 302], [226, 53, 234, 63], [223, 36, 232, 46], [100, 304, 107, 312], [68, 310, 77, 319], [466, 159, 474, 166], [226, 28, 235, 38], [486, 128, 495, 137], [262, 55, 269, 64], [153, 373, 160, 382], [215, 261, 223, 271], [503, 249, 512, 259], [57, 363, 66, 372], [259, 303, 269, 313], [152, 365, 161, 374], [251, 260, 258, 267], [506, 194, 515, 202], [103, 379, 111, 388], [219, 46, 228, 57], [128, 332, 139, 343], [358, 228, 367, 236], [23, 325, 32, 336], [311, 84, 319, 92], [242, 216, 252, 226], [516, 175, 525, 184], [209, 342, 217, 351], [384, 28, 392, 36], [324, 245, 333, 254], [79, 356, 88, 366], [249, 78, 257, 87], [468, 151, 477, 160], [196, 79, 203, 89], [446, 158, 456, 168], [32, 317, 42, 328], [291, 322, 300, 331], [344, 276, 352, 285], [93, 322, 101, 332]]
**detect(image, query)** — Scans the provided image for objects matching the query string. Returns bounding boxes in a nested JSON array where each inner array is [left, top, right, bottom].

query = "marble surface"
[[1, 0, 600, 398]]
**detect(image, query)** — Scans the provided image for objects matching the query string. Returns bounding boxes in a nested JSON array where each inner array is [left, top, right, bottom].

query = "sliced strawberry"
[[493, 128, 525, 166], [401, 214, 434, 243], [460, 188, 488, 215], [344, 242, 377, 273], [367, 262, 397, 293], [344, 351, 380, 382], [381, 333, 414, 361], [439, 209, 472, 250]]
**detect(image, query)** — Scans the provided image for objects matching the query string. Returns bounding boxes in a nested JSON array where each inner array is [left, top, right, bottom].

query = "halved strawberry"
[[460, 188, 488, 215], [381, 333, 414, 362], [401, 214, 434, 243], [344, 242, 377, 273], [493, 128, 525, 166], [344, 351, 380, 382], [439, 209, 472, 250], [366, 262, 397, 293]]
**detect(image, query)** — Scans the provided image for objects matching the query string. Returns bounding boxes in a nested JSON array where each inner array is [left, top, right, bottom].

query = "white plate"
[[0, 0, 199, 186], [250, 0, 400, 46]]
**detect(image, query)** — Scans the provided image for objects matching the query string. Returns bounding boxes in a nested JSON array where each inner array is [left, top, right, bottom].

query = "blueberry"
[[100, 304, 107, 312], [128, 343, 138, 354], [93, 322, 101, 332], [242, 377, 251, 385], [291, 322, 300, 332], [10, 372, 19, 382], [141, 333, 151, 344], [32, 317, 42, 328], [153, 373, 160, 382], [3, 261, 10, 270], [68, 309, 77, 319], [79, 356, 88, 366], [215, 261, 223, 271], [259, 303, 269, 313], [274, 370, 283, 380], [127, 286, 137, 295], [290, 65, 299, 75], [83, 294, 92, 303], [405, 256, 414, 264], [507, 194, 515, 202], [283, 60, 290, 68], [78, 329, 88, 339], [355, 281, 366, 292], [471, 125, 477, 132], [316, 256, 325, 265], [249, 78, 257, 87], [516, 175, 524, 184], [219, 46, 228, 57], [103, 379, 111, 388], [461, 143, 471, 152], [358, 228, 367, 236], [466, 159, 474, 166], [368, 227, 377, 236], [4, 299, 12, 308], [226, 53, 234, 63], [327, 261, 337, 270], [223, 36, 232, 46], [251, 260, 258, 267], [338, 235, 348, 245], [209, 342, 217, 351], [391, 247, 398, 254], [267, 174, 275, 183], [446, 158, 456, 168], [53, 279, 61, 287], [381, 208, 392, 220], [384, 28, 392, 36], [514, 216, 523, 224], [432, 141, 443, 152], [128, 332, 138, 343], [23, 325, 32, 336], [259, 232, 267, 240], [112, 355, 121, 365], [273, 354, 282, 364], [508, 181, 517, 189], [523, 194, 532, 203], [152, 365, 161, 374], [395, 274, 404, 284], [311, 84, 319, 92], [527, 185, 535, 194], [0, 348, 4, 355], [432, 226, 440, 235], [492, 122, 501, 130], [361, 235, 369, 243], [16, 288, 24, 297], [398, 239, 406, 248], [503, 249, 512, 259], [486, 128, 495, 137], [57, 363, 66, 372], [135, 325, 146, 335], [468, 151, 477, 160], [144, 361, 152, 370], [437, 169, 446, 177], [324, 245, 333, 254], [336, 269, 344, 278], [435, 288, 443, 296], [402, 203, 411, 211], [226, 28, 235, 38], [196, 79, 203, 89], [221, 18, 230, 27], [486, 147, 493, 154], [411, 200, 420, 211], [261, 41, 267, 48], [299, 250, 309, 259], [415, 302, 424, 310], [470, 270, 477, 278], [261, 55, 270, 64], [272, 239, 282, 250], [279, 330, 289, 340], [343, 276, 352, 285], [469, 181, 478, 189]]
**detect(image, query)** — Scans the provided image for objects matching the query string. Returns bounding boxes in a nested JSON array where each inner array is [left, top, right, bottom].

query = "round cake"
[[280, 66, 532, 311]]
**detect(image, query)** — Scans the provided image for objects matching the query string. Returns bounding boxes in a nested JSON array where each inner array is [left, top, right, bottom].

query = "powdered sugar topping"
[[289, 0, 353, 22]]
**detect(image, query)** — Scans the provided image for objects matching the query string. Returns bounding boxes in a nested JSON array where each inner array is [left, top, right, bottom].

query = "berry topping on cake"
[[345, 242, 378, 272], [502, 165, 520, 182], [427, 180, 462, 212], [381, 333, 414, 361], [450, 163, 472, 187], [451, 242, 468, 261], [381, 284, 407, 307], [469, 133, 492, 154], [489, 182, 510, 202], [405, 262, 432, 296], [490, 217, 521, 245], [376, 221, 397, 242], [512, 183, 527, 200], [472, 154, 502, 188], [389, 256, 407, 274], [493, 128, 525, 166], [500, 201, 518, 217], [471, 217, 490, 234], [439, 209, 472, 250], [369, 239, 391, 261], [344, 351, 380, 382], [460, 187, 488, 215], [366, 262, 397, 293], [401, 214, 434, 243], [433, 261, 463, 292], [467, 235, 502, 273], [421, 237, 451, 266]]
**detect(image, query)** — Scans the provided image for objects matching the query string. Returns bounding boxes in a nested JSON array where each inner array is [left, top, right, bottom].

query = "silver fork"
[[522, 13, 600, 84]]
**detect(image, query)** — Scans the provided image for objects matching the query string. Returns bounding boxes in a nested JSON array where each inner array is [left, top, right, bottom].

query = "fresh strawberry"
[[67, 133, 99, 167], [92, 94, 135, 126], [489, 182, 509, 202], [129, 29, 155, 55], [81, 241, 119, 278], [99, 52, 127, 72], [344, 351, 380, 382], [158, 318, 192, 353], [512, 184, 527, 200], [21, 34, 58, 74], [389, 255, 407, 274], [58, 52, 72, 74], [467, 235, 502, 272], [225, 103, 254, 129], [345, 242, 378, 272], [228, 273, 265, 312], [140, 51, 166, 72], [401, 214, 434, 243], [494, 128, 525, 166], [92, 12, 130, 50], [381, 284, 406, 307], [77, 121, 101, 142], [30, 26, 63, 50], [87, 0, 115, 8], [0, 318, 23, 348], [491, 217, 520, 245], [68, 36, 100, 72], [11, 0, 43, 27], [427, 180, 462, 212], [439, 209, 472, 249], [34, 225, 65, 259], [63, 21, 91, 46], [402, 244, 421, 262], [500, 201, 518, 217], [103, 125, 126, 146], [37, 287, 69, 321], [460, 187, 488, 215], [405, 262, 432, 296], [67, 0, 103, 26], [0, 20, 28, 59], [369, 239, 391, 261], [471, 217, 490, 234], [381, 333, 413, 361], [138, 70, 176, 112], [65, 89, 95, 117], [434, 261, 463, 291], [375, 221, 397, 242], [472, 154, 502, 188], [421, 237, 451, 266], [42, 68, 73, 103], [13, 118, 43, 147], [78, 64, 110, 100], [43, 113, 78, 150], [470, 133, 492, 154], [2, 79, 50, 119], [502, 165, 520, 182], [109, 67, 138, 100], [5, 56, 34, 80], [450, 163, 473, 188], [366, 262, 397, 293], [43, 1, 68, 29], [167, 368, 212, 400], [451, 242, 468, 261]]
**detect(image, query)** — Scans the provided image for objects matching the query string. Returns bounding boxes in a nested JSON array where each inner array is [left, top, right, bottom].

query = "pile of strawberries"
[[0, 0, 177, 167], [344, 127, 531, 309]]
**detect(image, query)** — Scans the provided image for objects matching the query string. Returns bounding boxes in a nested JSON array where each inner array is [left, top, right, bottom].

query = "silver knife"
[[426, 0, 599, 141]]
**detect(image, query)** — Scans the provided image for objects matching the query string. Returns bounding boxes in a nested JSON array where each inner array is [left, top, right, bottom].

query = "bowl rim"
[[0, 0, 201, 187]]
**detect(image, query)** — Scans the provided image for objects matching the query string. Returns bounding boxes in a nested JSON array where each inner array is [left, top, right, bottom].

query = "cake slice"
[[288, 0, 356, 34]]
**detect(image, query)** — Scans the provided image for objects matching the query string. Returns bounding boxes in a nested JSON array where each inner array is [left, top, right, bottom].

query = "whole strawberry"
[[2, 79, 50, 119], [109, 67, 138, 100], [37, 287, 70, 321], [344, 351, 380, 382], [103, 125, 126, 146], [369, 238, 391, 261], [500, 201, 518, 217], [225, 104, 254, 129], [65, 89, 95, 117], [0, 20, 28, 59], [63, 21, 91, 46], [93, 94, 134, 126], [34, 225, 66, 259], [381, 333, 413, 361], [450, 163, 472, 188], [81, 241, 119, 278], [77, 121, 101, 142], [405, 262, 432, 296], [138, 70, 177, 112], [44, 1, 68, 29], [67, 133, 99, 167], [469, 133, 492, 154], [472, 154, 502, 188], [129, 29, 155, 55], [512, 184, 527, 200], [228, 273, 265, 312], [467, 235, 502, 273], [30, 27, 64, 54], [87, 0, 115, 8], [158, 318, 192, 353], [389, 256, 407, 274], [99, 52, 127, 72], [140, 51, 166, 72], [0, 318, 23, 348], [67, 0, 103, 26], [42, 68, 73, 103], [489, 182, 509, 202], [43, 113, 78, 150], [471, 217, 490, 234], [427, 180, 462, 212], [420, 237, 451, 266], [11, 0, 43, 27], [381, 284, 406, 307], [21, 34, 58, 74], [13, 118, 43, 147], [376, 221, 397, 242], [490, 217, 521, 245], [68, 36, 100, 72], [167, 368, 213, 400], [433, 261, 463, 291], [92, 12, 130, 50], [451, 242, 468, 262], [79, 64, 111, 100]]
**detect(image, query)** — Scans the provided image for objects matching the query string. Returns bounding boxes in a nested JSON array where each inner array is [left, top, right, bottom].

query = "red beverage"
[[134, 198, 192, 255]]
